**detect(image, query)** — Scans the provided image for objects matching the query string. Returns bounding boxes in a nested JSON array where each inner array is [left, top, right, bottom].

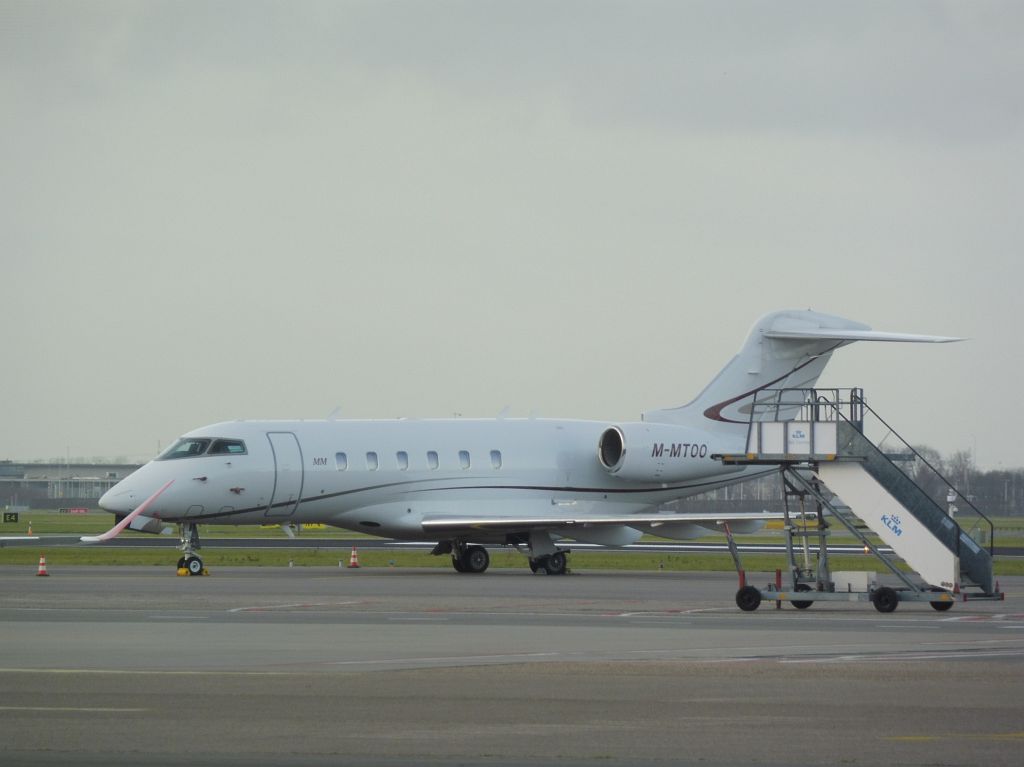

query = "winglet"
[[81, 480, 174, 543]]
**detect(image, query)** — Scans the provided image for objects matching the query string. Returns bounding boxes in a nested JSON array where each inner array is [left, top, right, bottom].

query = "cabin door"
[[265, 432, 304, 517]]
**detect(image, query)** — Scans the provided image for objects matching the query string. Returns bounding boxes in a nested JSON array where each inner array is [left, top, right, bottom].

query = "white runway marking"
[[227, 600, 363, 613], [780, 649, 1024, 663], [603, 607, 734, 617], [0, 668, 295, 676], [328, 652, 559, 666], [0, 706, 147, 713]]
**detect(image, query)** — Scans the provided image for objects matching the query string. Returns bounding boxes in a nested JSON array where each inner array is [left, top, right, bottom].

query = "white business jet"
[[95, 309, 957, 575]]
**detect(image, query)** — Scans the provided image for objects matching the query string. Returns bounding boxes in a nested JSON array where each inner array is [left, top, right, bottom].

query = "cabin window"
[[208, 439, 247, 456], [366, 452, 379, 471], [396, 451, 409, 470], [490, 450, 502, 469], [459, 450, 471, 469], [427, 450, 439, 470], [157, 438, 211, 460], [335, 452, 348, 471]]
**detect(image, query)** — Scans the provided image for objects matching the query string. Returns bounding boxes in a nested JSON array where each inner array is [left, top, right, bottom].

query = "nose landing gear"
[[177, 522, 207, 576]]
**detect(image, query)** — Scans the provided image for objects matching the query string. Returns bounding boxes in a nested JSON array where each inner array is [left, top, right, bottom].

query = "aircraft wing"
[[421, 510, 783, 533]]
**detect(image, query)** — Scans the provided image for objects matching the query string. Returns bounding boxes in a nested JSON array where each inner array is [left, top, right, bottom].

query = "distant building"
[[0, 460, 140, 509]]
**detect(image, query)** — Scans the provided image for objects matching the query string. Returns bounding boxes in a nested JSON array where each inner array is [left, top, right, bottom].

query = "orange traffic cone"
[[347, 546, 360, 569], [36, 554, 49, 577]]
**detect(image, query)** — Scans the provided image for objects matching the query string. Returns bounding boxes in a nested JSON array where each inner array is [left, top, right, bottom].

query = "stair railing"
[[847, 391, 994, 556], [747, 388, 994, 556]]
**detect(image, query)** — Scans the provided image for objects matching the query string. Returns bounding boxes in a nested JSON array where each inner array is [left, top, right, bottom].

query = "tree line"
[[706, 446, 1023, 517]]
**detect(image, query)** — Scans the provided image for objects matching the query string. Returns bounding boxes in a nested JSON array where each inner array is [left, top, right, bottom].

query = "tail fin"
[[643, 309, 959, 434]]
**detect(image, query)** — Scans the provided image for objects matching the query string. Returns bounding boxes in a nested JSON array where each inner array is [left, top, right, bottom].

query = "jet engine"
[[597, 423, 720, 483]]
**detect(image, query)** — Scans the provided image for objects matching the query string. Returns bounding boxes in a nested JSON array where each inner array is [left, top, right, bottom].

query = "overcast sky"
[[1, 1, 1021, 469]]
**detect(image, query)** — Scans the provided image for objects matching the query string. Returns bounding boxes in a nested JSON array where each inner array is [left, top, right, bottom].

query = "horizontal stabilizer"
[[763, 328, 962, 343]]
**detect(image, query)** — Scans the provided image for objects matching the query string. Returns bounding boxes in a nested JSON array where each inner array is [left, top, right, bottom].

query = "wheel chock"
[[201, 568, 210, 576], [176, 567, 189, 577]]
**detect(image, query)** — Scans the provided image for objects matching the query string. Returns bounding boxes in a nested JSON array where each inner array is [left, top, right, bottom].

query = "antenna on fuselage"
[[326, 406, 342, 421]]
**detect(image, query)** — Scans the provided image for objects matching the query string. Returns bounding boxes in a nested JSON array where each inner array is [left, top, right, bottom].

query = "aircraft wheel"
[[185, 556, 204, 576], [463, 546, 489, 574], [528, 558, 540, 574], [451, 555, 467, 573], [929, 588, 954, 611], [791, 583, 814, 610], [543, 552, 567, 576], [735, 585, 762, 612], [872, 586, 899, 613], [176, 556, 187, 570]]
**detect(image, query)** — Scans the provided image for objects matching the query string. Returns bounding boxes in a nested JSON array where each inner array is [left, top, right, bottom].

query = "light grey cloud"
[[0, 1, 1021, 468]]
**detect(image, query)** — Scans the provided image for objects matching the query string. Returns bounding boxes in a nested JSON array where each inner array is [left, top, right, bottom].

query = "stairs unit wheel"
[[735, 586, 762, 612], [791, 583, 814, 610], [929, 587, 955, 611], [872, 586, 899, 613]]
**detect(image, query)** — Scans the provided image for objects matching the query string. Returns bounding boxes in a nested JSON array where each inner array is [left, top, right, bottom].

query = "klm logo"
[[881, 513, 903, 537]]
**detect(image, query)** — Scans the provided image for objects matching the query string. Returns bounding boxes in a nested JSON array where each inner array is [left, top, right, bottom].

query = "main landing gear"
[[451, 543, 490, 574], [176, 522, 207, 576], [528, 551, 568, 576], [435, 539, 571, 575]]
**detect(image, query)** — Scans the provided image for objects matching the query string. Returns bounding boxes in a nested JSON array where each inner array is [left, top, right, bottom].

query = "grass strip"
[[3, 546, 1022, 576]]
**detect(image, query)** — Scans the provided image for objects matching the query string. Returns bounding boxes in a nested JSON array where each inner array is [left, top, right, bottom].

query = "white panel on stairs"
[[817, 462, 959, 590]]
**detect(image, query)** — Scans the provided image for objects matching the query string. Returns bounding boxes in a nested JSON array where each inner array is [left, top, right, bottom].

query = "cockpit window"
[[158, 438, 211, 460], [208, 439, 247, 455]]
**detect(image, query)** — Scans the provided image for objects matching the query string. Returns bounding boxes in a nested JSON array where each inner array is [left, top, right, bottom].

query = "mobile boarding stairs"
[[716, 388, 1004, 613]]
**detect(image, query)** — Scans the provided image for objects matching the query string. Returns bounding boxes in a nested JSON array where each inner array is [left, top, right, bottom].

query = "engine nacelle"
[[597, 422, 720, 483]]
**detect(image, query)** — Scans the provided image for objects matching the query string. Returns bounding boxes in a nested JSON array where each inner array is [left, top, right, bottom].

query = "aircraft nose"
[[98, 486, 134, 513]]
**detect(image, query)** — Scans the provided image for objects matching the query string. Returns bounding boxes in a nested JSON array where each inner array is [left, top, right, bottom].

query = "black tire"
[[176, 557, 187, 570], [736, 585, 762, 612], [186, 557, 204, 576], [451, 555, 467, 573], [543, 552, 567, 576], [528, 559, 540, 573], [791, 583, 814, 610], [463, 546, 489, 574], [872, 586, 899, 613], [929, 588, 954, 611]]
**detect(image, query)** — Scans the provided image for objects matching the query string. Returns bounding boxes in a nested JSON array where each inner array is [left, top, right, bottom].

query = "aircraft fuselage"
[[100, 418, 748, 540]]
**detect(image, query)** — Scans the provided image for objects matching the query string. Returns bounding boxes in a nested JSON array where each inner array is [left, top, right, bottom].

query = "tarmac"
[[1, 566, 1022, 766]]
